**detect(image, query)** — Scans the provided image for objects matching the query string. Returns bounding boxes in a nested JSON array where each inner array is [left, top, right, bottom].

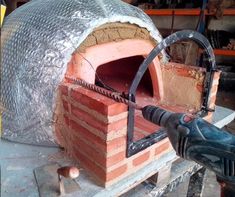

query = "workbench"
[[0, 106, 234, 197]]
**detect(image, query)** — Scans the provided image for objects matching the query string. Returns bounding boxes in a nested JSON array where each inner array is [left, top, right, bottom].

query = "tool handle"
[[57, 166, 79, 179]]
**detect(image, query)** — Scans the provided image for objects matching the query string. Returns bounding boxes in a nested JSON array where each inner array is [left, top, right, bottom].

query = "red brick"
[[70, 87, 104, 111], [64, 115, 70, 127], [70, 86, 127, 116], [72, 135, 125, 168], [106, 151, 126, 167], [71, 104, 127, 133], [70, 119, 106, 148], [59, 84, 69, 96], [72, 134, 128, 184], [106, 164, 128, 181], [132, 151, 150, 166], [62, 100, 69, 112], [108, 103, 128, 116], [133, 129, 146, 141], [106, 136, 127, 151], [72, 136, 105, 164], [70, 119, 126, 153], [135, 116, 159, 134], [155, 141, 170, 155], [109, 118, 127, 132]]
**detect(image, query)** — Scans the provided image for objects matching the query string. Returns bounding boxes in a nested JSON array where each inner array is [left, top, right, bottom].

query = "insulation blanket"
[[1, 0, 164, 146]]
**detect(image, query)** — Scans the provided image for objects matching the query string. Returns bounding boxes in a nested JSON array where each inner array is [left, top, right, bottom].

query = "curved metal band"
[[126, 30, 216, 157], [129, 30, 215, 95]]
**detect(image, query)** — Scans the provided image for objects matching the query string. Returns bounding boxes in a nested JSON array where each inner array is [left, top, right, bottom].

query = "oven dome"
[[1, 0, 165, 145]]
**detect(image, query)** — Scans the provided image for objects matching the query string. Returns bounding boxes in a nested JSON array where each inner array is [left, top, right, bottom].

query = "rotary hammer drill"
[[142, 105, 235, 196]]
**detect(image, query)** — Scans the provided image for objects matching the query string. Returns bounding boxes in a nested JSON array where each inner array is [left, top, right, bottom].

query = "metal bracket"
[[126, 30, 216, 157]]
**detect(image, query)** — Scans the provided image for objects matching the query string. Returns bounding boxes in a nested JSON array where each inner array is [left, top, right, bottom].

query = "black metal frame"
[[126, 30, 217, 157]]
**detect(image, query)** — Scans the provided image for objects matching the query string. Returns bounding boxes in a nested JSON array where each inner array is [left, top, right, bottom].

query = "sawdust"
[[161, 67, 204, 111], [78, 22, 156, 52]]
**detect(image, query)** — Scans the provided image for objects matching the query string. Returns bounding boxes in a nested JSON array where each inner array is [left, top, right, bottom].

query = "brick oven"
[[1, 0, 220, 188], [54, 23, 220, 187]]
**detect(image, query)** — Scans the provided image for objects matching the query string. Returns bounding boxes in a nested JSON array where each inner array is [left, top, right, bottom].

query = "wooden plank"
[[148, 162, 172, 186], [123, 159, 203, 197], [148, 162, 204, 197]]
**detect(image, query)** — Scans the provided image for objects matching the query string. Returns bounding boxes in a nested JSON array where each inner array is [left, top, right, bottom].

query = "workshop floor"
[[0, 140, 60, 197]]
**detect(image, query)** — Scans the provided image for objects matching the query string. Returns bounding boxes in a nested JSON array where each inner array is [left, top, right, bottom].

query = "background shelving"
[[144, 8, 235, 16]]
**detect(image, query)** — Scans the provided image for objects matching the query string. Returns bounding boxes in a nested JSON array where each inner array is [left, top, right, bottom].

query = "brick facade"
[[55, 83, 172, 187], [54, 24, 220, 187], [55, 66, 220, 186]]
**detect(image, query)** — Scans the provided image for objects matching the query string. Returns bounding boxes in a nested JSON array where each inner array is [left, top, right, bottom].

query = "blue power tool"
[[142, 105, 235, 196]]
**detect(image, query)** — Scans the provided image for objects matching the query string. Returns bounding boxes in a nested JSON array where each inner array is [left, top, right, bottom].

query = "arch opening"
[[95, 55, 154, 99]]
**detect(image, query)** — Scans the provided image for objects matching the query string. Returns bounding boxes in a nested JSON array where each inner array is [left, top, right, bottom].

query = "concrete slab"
[[0, 141, 59, 197]]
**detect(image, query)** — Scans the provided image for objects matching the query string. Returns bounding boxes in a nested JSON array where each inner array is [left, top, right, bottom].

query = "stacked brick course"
[[55, 83, 172, 187], [55, 64, 220, 187]]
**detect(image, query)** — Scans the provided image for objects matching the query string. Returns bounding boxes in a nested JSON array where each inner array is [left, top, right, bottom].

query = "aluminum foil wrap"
[[1, 0, 165, 146]]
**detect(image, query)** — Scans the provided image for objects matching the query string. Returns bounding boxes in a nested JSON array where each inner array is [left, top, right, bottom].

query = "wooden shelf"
[[144, 8, 235, 16], [206, 8, 235, 16], [213, 49, 235, 56], [144, 9, 201, 16], [145, 7, 235, 59]]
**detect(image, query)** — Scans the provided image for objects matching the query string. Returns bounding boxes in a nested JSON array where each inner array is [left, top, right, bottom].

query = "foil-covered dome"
[[1, 0, 164, 145]]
